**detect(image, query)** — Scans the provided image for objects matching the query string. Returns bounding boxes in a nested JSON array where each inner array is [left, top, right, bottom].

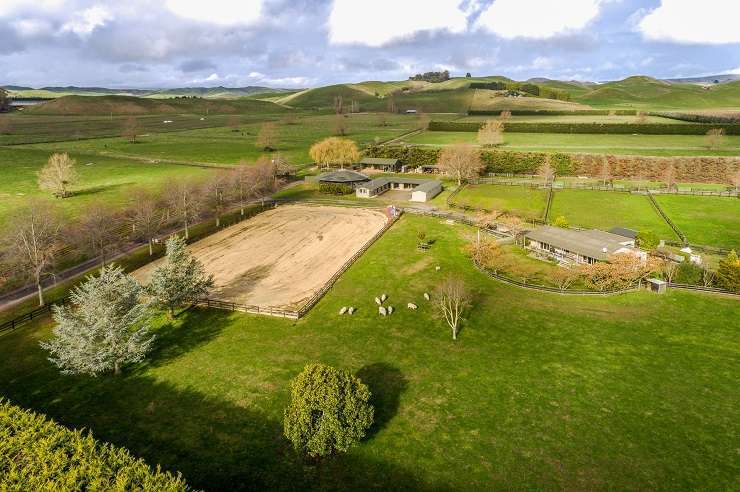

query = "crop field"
[[0, 146, 213, 225], [1, 215, 737, 490], [548, 190, 677, 238], [452, 183, 547, 218], [134, 205, 388, 311], [404, 131, 740, 157], [653, 195, 740, 250]]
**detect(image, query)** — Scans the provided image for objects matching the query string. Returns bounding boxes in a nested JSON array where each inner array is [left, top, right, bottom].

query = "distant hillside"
[[470, 89, 590, 111], [575, 76, 740, 109], [25, 95, 289, 115], [663, 74, 740, 85], [3, 85, 290, 100]]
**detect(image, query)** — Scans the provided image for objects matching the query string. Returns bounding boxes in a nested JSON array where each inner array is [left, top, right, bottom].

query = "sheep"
[[375, 297, 382, 305], [380, 293, 387, 302], [339, 306, 348, 315], [407, 303, 418, 310], [379, 306, 387, 316], [435, 266, 441, 271], [387, 306, 394, 314], [423, 292, 430, 301], [348, 307, 355, 315]]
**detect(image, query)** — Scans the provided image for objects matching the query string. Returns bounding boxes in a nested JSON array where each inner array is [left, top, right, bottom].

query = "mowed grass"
[[0, 215, 737, 490], [0, 147, 213, 224], [405, 131, 740, 157], [21, 113, 420, 165], [549, 190, 677, 238], [453, 183, 547, 219], [654, 195, 740, 250]]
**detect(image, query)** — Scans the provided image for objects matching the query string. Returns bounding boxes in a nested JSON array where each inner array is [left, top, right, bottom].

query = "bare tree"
[[166, 179, 204, 240], [72, 203, 121, 267], [537, 155, 555, 186], [3, 200, 63, 306], [701, 265, 716, 287], [437, 143, 483, 186], [662, 162, 677, 190], [477, 119, 504, 147], [705, 128, 725, 150], [333, 113, 347, 136], [499, 110, 512, 121], [231, 162, 254, 216], [333, 94, 344, 114], [38, 152, 79, 198], [203, 171, 232, 227], [128, 188, 165, 255], [434, 276, 472, 340], [635, 111, 648, 124], [599, 156, 612, 187], [662, 260, 679, 284], [731, 167, 740, 193], [256, 122, 278, 151], [122, 116, 140, 143], [551, 266, 582, 291], [386, 96, 397, 114], [497, 215, 527, 246]]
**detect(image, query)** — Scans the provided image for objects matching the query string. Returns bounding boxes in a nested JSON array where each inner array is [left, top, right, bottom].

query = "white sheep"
[[387, 306, 394, 314], [407, 303, 418, 310], [379, 306, 387, 316], [423, 292, 430, 301], [348, 307, 355, 315], [339, 306, 348, 315], [435, 266, 441, 271], [375, 297, 382, 305], [380, 293, 387, 302]]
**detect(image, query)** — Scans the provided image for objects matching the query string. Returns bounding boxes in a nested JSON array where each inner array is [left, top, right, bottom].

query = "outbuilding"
[[359, 157, 401, 172], [316, 170, 370, 189]]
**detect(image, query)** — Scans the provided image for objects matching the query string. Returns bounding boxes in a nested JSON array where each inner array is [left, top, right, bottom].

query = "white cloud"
[[61, 6, 112, 36], [13, 18, 54, 37], [205, 73, 220, 81], [0, 0, 65, 17], [328, 0, 467, 47], [729, 67, 740, 75], [477, 0, 605, 39], [638, 0, 740, 44], [165, 0, 263, 26]]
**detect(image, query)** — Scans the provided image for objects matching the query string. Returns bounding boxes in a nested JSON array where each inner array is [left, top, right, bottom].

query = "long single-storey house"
[[525, 226, 646, 265], [355, 176, 442, 202], [359, 157, 401, 172]]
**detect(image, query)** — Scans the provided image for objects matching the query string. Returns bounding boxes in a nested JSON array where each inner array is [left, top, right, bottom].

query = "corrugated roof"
[[358, 177, 431, 190], [360, 158, 399, 166], [526, 226, 633, 260], [413, 181, 442, 193], [608, 227, 639, 239], [317, 170, 370, 183]]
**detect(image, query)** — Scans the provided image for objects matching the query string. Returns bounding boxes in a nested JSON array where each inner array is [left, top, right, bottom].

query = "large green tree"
[[284, 363, 374, 458], [146, 236, 214, 318], [715, 250, 740, 292], [40, 265, 154, 376]]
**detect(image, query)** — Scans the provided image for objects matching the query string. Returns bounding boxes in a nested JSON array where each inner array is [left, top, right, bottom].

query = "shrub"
[[0, 399, 189, 491], [319, 183, 354, 195], [715, 250, 740, 292], [674, 261, 703, 285], [636, 230, 660, 250], [283, 363, 374, 458], [553, 216, 569, 228]]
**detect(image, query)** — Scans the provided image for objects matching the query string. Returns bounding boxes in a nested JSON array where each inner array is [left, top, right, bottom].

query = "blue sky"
[[1, 0, 739, 88]]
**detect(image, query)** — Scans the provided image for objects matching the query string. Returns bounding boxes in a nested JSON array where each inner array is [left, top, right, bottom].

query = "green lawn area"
[[405, 131, 740, 157], [549, 190, 677, 239], [655, 195, 740, 250], [0, 147, 214, 225], [453, 183, 547, 219], [1, 214, 737, 490]]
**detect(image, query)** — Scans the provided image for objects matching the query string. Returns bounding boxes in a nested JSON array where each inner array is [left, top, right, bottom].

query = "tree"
[[636, 230, 660, 250], [551, 266, 582, 291], [434, 276, 471, 340], [700, 265, 716, 288], [662, 260, 679, 284], [309, 137, 360, 169], [38, 152, 78, 198], [283, 363, 373, 458], [3, 200, 63, 306], [553, 215, 569, 228], [465, 72, 472, 78], [582, 254, 661, 291], [705, 128, 725, 150], [715, 250, 740, 292], [122, 116, 139, 143], [146, 236, 214, 318], [386, 96, 397, 114], [635, 111, 648, 123], [203, 171, 231, 227], [477, 119, 504, 147], [333, 94, 344, 114], [127, 188, 164, 256], [499, 110, 512, 121], [537, 155, 555, 185], [333, 113, 347, 136], [255, 122, 278, 151], [599, 157, 612, 187], [72, 203, 121, 266], [165, 179, 203, 239], [497, 215, 526, 245], [731, 167, 740, 193], [0, 88, 8, 112], [662, 162, 677, 190], [437, 143, 483, 186], [40, 265, 154, 376], [416, 112, 431, 130]]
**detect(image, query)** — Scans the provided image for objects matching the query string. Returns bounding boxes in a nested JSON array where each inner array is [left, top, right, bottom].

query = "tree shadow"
[[72, 182, 132, 197], [356, 363, 408, 438]]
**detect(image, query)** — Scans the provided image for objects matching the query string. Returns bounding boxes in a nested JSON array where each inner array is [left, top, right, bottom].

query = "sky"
[[1, 0, 739, 89]]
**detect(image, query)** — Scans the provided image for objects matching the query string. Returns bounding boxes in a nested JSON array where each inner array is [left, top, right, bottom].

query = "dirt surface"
[[134, 204, 388, 310]]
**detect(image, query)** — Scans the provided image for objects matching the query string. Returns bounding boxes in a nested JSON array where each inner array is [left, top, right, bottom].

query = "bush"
[[674, 261, 703, 285], [715, 250, 740, 292], [636, 230, 660, 250], [283, 363, 374, 458], [319, 183, 354, 195], [0, 399, 189, 491]]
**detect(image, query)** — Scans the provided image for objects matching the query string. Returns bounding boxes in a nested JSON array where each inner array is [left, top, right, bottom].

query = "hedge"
[[467, 109, 637, 116], [319, 183, 354, 195], [0, 399, 190, 491], [428, 120, 740, 135], [649, 111, 740, 124]]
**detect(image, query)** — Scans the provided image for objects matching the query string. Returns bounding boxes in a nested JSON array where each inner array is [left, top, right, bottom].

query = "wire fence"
[[646, 192, 688, 245]]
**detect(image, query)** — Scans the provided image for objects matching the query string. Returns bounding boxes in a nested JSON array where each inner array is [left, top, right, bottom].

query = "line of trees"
[[0, 159, 282, 306]]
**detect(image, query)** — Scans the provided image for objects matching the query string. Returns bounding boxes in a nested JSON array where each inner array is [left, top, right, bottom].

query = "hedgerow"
[[428, 120, 740, 135], [467, 109, 637, 116], [319, 183, 354, 195], [0, 399, 190, 491]]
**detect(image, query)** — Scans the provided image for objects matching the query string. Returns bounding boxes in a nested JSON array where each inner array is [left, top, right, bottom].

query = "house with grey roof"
[[359, 157, 401, 172], [525, 226, 645, 265], [355, 176, 442, 202]]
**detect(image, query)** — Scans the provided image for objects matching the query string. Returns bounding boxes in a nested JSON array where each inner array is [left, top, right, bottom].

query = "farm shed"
[[316, 170, 370, 189], [525, 226, 644, 265], [411, 180, 443, 202], [359, 157, 401, 172], [608, 227, 639, 240]]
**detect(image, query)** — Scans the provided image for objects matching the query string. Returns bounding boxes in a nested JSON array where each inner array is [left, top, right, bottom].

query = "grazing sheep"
[[388, 306, 394, 314], [375, 297, 382, 305], [423, 292, 430, 301], [380, 293, 387, 302], [348, 307, 355, 315], [339, 307, 348, 315], [435, 266, 441, 271], [407, 303, 418, 310], [379, 306, 387, 316]]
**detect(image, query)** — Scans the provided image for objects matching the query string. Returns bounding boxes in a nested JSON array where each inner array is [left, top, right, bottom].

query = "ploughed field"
[[134, 204, 388, 311]]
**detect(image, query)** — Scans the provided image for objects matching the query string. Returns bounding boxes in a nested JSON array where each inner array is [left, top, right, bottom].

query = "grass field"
[[452, 183, 548, 219], [458, 114, 688, 124], [654, 195, 740, 250], [549, 190, 677, 238], [0, 215, 737, 490], [405, 131, 740, 157]]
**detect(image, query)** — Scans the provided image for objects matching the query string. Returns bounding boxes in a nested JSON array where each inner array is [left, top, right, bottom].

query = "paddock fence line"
[[196, 298, 299, 319], [646, 192, 688, 245], [666, 283, 739, 296], [542, 187, 554, 223], [402, 207, 512, 239], [0, 297, 68, 335], [445, 183, 467, 208]]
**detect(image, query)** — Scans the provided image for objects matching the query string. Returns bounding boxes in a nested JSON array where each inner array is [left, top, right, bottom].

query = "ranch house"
[[525, 226, 646, 265], [359, 157, 401, 172], [355, 176, 442, 202]]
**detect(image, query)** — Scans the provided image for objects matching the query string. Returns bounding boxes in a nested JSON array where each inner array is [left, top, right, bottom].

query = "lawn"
[[654, 195, 740, 250], [452, 183, 548, 219], [549, 189, 678, 239], [405, 131, 740, 157], [0, 215, 737, 490]]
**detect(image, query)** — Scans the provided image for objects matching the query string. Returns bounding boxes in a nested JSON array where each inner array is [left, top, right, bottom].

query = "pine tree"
[[146, 236, 214, 318], [40, 265, 154, 376]]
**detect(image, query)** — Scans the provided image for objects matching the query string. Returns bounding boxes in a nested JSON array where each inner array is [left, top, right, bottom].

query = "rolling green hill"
[[25, 95, 289, 115]]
